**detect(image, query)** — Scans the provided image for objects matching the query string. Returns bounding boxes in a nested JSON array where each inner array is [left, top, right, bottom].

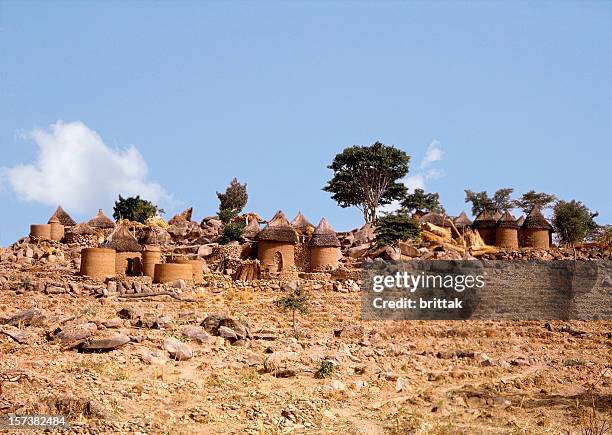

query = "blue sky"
[[1, 1, 611, 245]]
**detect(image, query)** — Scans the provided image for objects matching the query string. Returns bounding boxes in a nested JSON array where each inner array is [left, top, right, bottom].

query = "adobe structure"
[[522, 207, 554, 249], [142, 245, 162, 278], [309, 217, 341, 271], [65, 223, 100, 245], [153, 263, 193, 284], [48, 215, 65, 242], [515, 216, 526, 247], [80, 247, 116, 280], [101, 224, 143, 275], [257, 210, 297, 276], [495, 210, 519, 249], [29, 224, 51, 240], [473, 210, 497, 246]]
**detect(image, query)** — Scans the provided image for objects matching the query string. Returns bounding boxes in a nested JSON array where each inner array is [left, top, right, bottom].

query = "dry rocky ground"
[[0, 240, 611, 434]]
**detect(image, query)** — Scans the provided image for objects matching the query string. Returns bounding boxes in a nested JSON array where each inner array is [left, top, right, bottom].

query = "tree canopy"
[[324, 142, 410, 223], [401, 188, 445, 215], [217, 178, 248, 223], [113, 195, 161, 223], [374, 212, 421, 248], [552, 200, 598, 246], [513, 190, 557, 214]]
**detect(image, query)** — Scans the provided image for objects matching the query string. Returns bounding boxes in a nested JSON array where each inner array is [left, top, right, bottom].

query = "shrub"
[[274, 286, 309, 337], [314, 360, 335, 379], [375, 213, 421, 248], [218, 221, 246, 245], [113, 195, 162, 223], [552, 200, 598, 246]]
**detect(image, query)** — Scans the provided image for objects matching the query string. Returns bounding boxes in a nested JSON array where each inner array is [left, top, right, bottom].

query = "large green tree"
[[401, 188, 445, 215], [324, 142, 410, 223], [513, 190, 557, 214], [113, 195, 161, 223], [552, 200, 598, 246], [492, 188, 514, 211]]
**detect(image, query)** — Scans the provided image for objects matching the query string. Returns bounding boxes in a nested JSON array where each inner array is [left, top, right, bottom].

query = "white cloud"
[[379, 139, 446, 216], [3, 121, 170, 213], [420, 139, 445, 169]]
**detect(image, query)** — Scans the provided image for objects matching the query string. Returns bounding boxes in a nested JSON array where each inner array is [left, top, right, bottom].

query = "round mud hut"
[[102, 224, 143, 275], [453, 211, 473, 232], [495, 211, 519, 249], [309, 218, 341, 271], [473, 210, 497, 246], [153, 263, 193, 284], [30, 224, 51, 240], [48, 215, 65, 242], [50, 206, 76, 227], [80, 247, 116, 280], [88, 209, 116, 231], [257, 211, 297, 274], [515, 216, 525, 247], [522, 208, 553, 249], [142, 245, 162, 279]]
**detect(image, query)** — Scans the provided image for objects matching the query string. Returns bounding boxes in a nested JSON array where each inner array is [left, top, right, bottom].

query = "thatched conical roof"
[[522, 207, 553, 230], [257, 211, 297, 243], [68, 222, 98, 235], [310, 218, 340, 247], [453, 211, 473, 228], [492, 209, 502, 221], [291, 212, 315, 234], [497, 211, 519, 229], [49, 206, 76, 226], [102, 224, 142, 252], [48, 215, 61, 225], [242, 217, 260, 239], [419, 212, 452, 228], [88, 209, 116, 229], [473, 210, 496, 228], [515, 216, 525, 227]]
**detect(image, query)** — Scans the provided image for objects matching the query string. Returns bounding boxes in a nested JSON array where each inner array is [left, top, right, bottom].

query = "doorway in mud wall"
[[272, 251, 283, 273]]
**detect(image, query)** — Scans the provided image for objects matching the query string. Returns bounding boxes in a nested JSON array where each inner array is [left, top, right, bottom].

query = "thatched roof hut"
[[419, 212, 452, 228], [102, 224, 142, 252], [310, 218, 341, 247], [49, 206, 76, 227], [291, 212, 315, 234], [522, 207, 553, 230], [453, 211, 473, 229], [258, 211, 297, 243], [242, 217, 261, 239], [497, 211, 519, 229], [88, 209, 116, 229], [515, 216, 525, 227], [492, 209, 502, 221], [473, 210, 497, 228]]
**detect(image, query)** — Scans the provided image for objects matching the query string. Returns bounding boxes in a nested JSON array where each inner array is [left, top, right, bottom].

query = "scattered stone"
[[163, 337, 193, 361], [80, 334, 130, 352], [182, 326, 215, 344]]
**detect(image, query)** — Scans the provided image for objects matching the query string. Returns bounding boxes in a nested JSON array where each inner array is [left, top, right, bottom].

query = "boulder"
[[163, 337, 193, 361], [80, 334, 130, 352]]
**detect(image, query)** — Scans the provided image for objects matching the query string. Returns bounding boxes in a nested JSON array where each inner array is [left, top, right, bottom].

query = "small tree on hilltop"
[[324, 142, 409, 223], [217, 178, 248, 223], [274, 286, 309, 337], [374, 212, 421, 248], [113, 195, 162, 223], [552, 200, 598, 247], [401, 188, 445, 215], [464, 190, 495, 216], [514, 190, 557, 214]]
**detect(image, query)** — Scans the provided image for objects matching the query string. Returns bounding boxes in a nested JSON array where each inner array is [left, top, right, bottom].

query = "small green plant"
[[218, 221, 246, 244], [314, 360, 334, 379], [274, 286, 309, 337], [374, 213, 421, 248], [218, 208, 238, 224]]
